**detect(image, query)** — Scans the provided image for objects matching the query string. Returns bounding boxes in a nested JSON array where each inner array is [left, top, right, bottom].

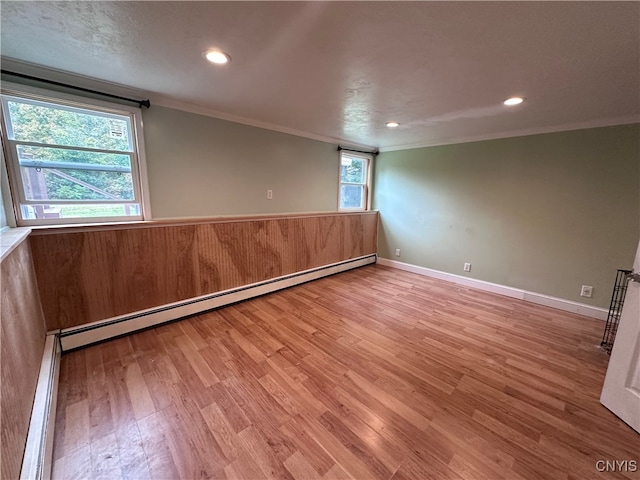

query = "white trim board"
[[376, 257, 608, 320], [20, 333, 61, 480], [378, 116, 640, 152], [60, 254, 377, 351], [0, 227, 31, 262], [150, 95, 375, 152]]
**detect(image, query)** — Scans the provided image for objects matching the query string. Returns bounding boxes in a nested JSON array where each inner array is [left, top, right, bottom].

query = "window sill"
[[1, 226, 32, 262], [27, 211, 379, 235]]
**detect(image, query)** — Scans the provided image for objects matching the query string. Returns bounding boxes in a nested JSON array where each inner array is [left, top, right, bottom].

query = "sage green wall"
[[142, 106, 338, 218], [373, 124, 640, 308]]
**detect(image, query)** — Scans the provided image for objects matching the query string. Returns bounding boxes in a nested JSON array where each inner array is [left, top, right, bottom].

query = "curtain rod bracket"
[[337, 145, 379, 156]]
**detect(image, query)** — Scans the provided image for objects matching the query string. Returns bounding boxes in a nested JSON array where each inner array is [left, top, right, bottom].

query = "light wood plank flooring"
[[52, 265, 639, 479]]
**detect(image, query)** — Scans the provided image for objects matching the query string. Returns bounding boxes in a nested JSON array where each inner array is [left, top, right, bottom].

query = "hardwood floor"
[[52, 265, 639, 479]]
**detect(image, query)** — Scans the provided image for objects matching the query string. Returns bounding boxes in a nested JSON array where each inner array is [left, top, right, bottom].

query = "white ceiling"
[[1, 1, 639, 151]]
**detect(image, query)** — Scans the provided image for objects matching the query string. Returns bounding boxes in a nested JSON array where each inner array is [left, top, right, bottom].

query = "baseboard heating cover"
[[20, 333, 60, 480], [59, 254, 377, 351]]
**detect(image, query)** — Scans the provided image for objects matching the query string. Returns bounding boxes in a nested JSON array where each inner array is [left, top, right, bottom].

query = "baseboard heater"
[[59, 254, 377, 351], [20, 334, 60, 480]]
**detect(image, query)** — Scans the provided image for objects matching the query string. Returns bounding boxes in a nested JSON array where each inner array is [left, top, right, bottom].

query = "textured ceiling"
[[1, 1, 639, 150]]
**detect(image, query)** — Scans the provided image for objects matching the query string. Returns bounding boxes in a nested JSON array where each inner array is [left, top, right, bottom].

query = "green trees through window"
[[339, 153, 369, 210], [1, 92, 145, 223]]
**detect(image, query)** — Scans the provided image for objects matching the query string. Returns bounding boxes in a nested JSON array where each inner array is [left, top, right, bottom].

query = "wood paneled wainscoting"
[[0, 233, 48, 479], [29, 212, 378, 349]]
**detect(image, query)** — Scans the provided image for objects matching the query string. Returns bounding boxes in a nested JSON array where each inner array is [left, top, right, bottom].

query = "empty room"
[[1, 2, 639, 479]]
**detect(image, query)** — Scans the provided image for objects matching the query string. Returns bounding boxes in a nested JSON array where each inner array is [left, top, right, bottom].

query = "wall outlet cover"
[[395, 249, 401, 257], [580, 285, 593, 298], [464, 263, 471, 272]]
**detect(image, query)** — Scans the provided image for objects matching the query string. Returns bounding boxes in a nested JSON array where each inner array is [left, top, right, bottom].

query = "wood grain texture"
[[29, 212, 377, 330], [52, 265, 639, 480], [1, 239, 47, 480]]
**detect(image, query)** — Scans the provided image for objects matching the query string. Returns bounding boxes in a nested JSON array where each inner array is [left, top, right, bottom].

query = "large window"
[[0, 86, 149, 225], [339, 151, 371, 210]]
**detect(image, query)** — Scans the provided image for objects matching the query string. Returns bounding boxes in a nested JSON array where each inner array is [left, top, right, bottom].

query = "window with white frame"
[[339, 151, 370, 210], [0, 86, 149, 225]]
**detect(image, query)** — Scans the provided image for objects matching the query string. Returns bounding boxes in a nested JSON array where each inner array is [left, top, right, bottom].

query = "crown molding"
[[3, 57, 637, 154], [0, 57, 374, 150], [0, 57, 151, 101], [149, 95, 375, 150], [379, 115, 640, 152]]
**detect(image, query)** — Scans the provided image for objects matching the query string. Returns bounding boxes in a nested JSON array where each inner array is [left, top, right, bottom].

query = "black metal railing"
[[601, 269, 632, 354]]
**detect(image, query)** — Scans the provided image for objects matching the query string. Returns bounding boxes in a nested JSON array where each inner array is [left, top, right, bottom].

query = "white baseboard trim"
[[376, 258, 608, 320], [21, 333, 61, 480], [60, 254, 377, 351]]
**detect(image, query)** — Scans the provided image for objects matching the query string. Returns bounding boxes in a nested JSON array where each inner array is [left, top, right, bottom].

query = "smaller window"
[[339, 152, 370, 210]]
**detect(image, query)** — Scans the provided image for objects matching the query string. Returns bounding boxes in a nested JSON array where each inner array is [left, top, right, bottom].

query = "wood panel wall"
[[1, 239, 47, 480], [29, 212, 377, 331]]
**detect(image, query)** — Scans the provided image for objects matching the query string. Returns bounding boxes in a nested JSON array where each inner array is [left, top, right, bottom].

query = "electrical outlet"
[[580, 285, 593, 298], [464, 263, 471, 272], [395, 248, 401, 257], [267, 189, 273, 200]]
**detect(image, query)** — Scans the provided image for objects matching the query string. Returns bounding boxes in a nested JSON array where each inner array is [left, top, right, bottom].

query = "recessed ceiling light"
[[204, 50, 231, 64], [503, 97, 524, 106], [386, 121, 399, 128]]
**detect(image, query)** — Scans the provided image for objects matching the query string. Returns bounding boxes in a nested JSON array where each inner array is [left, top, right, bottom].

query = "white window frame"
[[338, 151, 372, 211], [0, 82, 151, 226]]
